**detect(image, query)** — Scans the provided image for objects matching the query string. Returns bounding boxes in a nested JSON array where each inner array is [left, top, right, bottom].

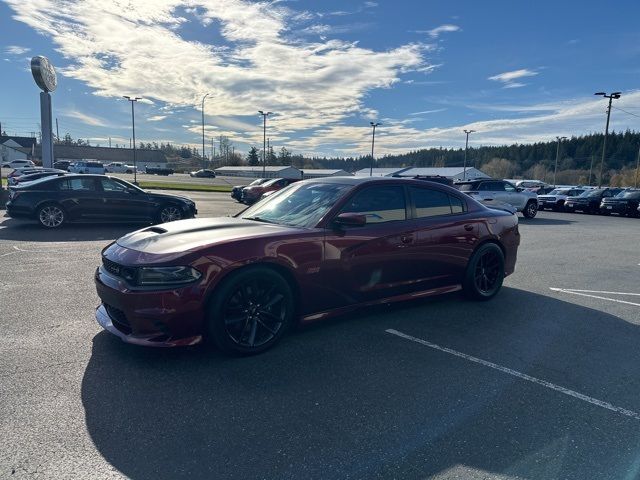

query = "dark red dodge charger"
[[95, 177, 520, 355]]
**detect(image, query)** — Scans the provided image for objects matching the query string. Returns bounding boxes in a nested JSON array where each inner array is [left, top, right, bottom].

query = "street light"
[[594, 91, 621, 187], [553, 136, 567, 187], [369, 122, 381, 176], [123, 95, 141, 184], [463, 129, 475, 181], [258, 110, 272, 176], [201, 93, 209, 169]]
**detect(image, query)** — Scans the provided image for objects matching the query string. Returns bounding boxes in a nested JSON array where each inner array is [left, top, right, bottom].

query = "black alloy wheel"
[[208, 267, 294, 355], [463, 243, 505, 301]]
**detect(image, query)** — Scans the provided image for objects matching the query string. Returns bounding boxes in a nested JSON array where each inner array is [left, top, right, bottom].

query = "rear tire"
[[463, 243, 505, 301], [523, 200, 538, 218], [207, 267, 295, 355], [37, 203, 66, 229]]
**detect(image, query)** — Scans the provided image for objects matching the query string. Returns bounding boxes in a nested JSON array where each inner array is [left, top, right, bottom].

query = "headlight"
[[137, 266, 202, 286]]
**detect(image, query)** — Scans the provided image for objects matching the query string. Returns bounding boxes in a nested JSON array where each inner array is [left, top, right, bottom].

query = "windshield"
[[239, 182, 350, 228], [616, 190, 640, 199], [249, 178, 265, 186], [457, 183, 477, 191], [586, 190, 604, 197], [549, 189, 570, 195]]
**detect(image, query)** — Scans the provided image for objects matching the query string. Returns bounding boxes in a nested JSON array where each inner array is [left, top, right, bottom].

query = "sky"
[[1, 0, 639, 158]]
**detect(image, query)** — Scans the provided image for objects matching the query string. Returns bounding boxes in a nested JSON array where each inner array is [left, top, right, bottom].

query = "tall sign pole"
[[30, 56, 57, 168]]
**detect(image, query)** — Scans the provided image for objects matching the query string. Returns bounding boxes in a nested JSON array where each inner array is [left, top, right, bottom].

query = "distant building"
[[354, 167, 411, 177], [395, 167, 490, 182], [33, 145, 167, 168], [215, 165, 302, 179], [0, 136, 36, 163], [301, 169, 352, 179]]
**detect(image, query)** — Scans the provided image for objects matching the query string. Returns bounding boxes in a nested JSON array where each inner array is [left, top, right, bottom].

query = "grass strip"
[[138, 181, 233, 192]]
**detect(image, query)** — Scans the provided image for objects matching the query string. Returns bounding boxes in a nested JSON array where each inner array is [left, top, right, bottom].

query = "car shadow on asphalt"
[[81, 287, 640, 480], [519, 217, 575, 225], [0, 217, 147, 242]]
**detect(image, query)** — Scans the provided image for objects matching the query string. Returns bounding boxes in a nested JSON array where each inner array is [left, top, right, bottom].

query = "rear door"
[[406, 186, 478, 288], [57, 177, 103, 220]]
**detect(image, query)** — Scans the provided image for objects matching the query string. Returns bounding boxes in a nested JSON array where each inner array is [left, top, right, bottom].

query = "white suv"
[[1, 159, 35, 169], [105, 162, 136, 173], [458, 179, 539, 218], [68, 161, 105, 174]]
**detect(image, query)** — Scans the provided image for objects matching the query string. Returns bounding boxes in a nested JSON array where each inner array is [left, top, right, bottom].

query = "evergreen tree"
[[247, 147, 260, 166]]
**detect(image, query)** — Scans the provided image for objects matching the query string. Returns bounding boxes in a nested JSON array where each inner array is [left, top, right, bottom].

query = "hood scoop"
[[143, 226, 168, 234]]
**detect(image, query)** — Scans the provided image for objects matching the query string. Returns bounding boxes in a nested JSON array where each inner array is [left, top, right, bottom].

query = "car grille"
[[104, 303, 132, 334], [102, 257, 137, 282]]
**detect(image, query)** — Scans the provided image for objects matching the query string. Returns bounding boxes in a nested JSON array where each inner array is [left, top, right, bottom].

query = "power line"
[[612, 106, 640, 119]]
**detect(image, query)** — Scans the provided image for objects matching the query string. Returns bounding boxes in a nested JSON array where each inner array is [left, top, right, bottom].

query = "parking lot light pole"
[[258, 111, 272, 177], [635, 145, 640, 189], [201, 93, 210, 170], [369, 122, 380, 176], [553, 136, 567, 187], [463, 129, 475, 181], [123, 96, 141, 184], [594, 91, 621, 187]]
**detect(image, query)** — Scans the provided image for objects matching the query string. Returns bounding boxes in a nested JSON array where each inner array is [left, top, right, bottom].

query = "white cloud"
[[488, 68, 538, 88], [425, 24, 460, 38], [6, 0, 429, 136], [62, 109, 109, 127], [5, 45, 30, 55], [408, 108, 446, 116], [147, 115, 167, 122]]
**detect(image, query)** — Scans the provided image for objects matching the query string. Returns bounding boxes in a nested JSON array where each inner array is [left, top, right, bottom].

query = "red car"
[[240, 177, 298, 204], [95, 177, 520, 355]]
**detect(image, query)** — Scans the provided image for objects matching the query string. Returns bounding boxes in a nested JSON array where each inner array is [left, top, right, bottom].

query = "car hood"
[[115, 217, 296, 255]]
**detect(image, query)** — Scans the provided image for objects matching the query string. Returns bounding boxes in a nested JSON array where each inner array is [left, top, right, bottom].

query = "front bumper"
[[94, 267, 205, 347]]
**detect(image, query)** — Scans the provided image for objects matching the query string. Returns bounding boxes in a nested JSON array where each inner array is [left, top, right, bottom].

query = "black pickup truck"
[[144, 166, 174, 176]]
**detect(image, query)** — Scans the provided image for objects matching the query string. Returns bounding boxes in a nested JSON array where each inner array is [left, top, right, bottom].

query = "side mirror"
[[333, 212, 366, 227]]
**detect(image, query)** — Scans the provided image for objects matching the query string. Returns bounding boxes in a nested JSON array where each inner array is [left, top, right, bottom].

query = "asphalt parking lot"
[[1, 194, 639, 480]]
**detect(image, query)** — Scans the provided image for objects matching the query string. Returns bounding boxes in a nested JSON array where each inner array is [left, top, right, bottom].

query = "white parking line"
[[550, 287, 640, 307], [386, 328, 640, 421]]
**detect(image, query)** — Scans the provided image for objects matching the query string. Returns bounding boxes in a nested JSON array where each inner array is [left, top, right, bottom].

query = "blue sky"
[[1, 0, 639, 158]]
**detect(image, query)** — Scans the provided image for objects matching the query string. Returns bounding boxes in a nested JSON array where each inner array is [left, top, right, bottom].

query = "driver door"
[[98, 178, 152, 220], [321, 184, 416, 309]]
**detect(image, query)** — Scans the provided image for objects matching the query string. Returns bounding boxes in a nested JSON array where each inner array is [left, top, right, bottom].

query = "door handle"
[[400, 234, 414, 244], [464, 224, 474, 231]]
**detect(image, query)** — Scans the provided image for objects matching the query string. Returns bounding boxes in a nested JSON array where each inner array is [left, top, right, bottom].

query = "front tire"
[[463, 243, 505, 301], [37, 203, 65, 229], [156, 204, 183, 224], [207, 267, 295, 355], [523, 200, 538, 218]]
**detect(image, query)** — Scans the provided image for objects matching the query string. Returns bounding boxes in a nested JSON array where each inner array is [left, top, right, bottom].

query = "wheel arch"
[[204, 260, 301, 318]]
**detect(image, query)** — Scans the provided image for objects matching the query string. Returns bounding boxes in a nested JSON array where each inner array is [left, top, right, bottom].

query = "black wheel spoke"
[[256, 318, 278, 336], [264, 293, 284, 309]]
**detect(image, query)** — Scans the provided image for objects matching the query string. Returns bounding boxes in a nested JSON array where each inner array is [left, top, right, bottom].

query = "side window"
[[478, 182, 492, 191], [100, 178, 128, 192], [410, 187, 452, 217], [59, 178, 96, 191], [340, 185, 406, 224], [504, 182, 516, 192], [449, 195, 465, 213]]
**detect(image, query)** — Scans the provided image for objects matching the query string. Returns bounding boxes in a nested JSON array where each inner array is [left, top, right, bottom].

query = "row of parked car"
[[537, 186, 640, 217], [1, 159, 178, 176]]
